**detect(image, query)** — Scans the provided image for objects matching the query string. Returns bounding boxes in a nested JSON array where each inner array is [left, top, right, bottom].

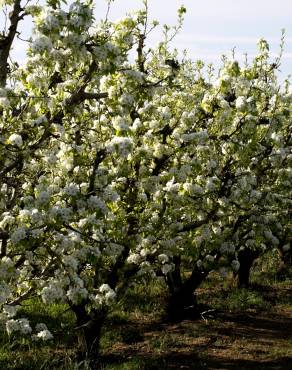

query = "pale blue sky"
[[5, 0, 292, 79]]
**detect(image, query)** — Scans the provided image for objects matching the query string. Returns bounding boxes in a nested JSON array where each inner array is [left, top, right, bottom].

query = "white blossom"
[[6, 318, 32, 335], [127, 253, 141, 264], [8, 134, 23, 147], [235, 96, 247, 112], [3, 305, 20, 318], [282, 244, 290, 252], [161, 263, 173, 275], [37, 329, 54, 341], [158, 254, 169, 264], [231, 260, 240, 272], [31, 35, 53, 53], [10, 227, 27, 243]]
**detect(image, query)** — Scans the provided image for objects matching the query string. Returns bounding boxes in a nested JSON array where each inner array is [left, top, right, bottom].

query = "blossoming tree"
[[161, 46, 292, 318], [0, 0, 291, 362]]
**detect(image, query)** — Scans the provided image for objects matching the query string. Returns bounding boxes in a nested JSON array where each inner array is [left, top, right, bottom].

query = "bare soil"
[[100, 284, 292, 369]]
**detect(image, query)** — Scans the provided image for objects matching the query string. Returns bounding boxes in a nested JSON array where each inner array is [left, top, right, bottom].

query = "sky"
[[4, 0, 292, 79]]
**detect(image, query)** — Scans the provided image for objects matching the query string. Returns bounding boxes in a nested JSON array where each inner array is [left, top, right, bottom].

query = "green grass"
[[197, 276, 272, 312], [0, 299, 76, 370]]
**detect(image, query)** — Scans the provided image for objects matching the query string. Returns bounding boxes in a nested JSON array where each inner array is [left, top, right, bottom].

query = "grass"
[[0, 299, 77, 370], [196, 273, 272, 312], [0, 257, 291, 369]]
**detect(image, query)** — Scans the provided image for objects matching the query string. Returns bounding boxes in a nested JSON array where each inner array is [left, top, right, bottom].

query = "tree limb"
[[0, 0, 23, 87]]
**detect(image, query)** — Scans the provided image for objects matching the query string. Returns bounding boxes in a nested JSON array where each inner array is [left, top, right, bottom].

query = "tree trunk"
[[277, 247, 292, 279], [166, 281, 199, 322], [237, 248, 259, 287], [72, 305, 106, 364], [166, 256, 208, 322]]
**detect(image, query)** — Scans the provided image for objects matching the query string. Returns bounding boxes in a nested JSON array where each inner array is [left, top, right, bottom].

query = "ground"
[[98, 280, 292, 369]]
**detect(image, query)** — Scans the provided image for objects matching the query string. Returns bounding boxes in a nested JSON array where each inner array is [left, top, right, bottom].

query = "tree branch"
[[0, 0, 23, 87]]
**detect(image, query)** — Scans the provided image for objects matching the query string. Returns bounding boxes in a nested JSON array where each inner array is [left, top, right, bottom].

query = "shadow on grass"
[[212, 312, 292, 344], [250, 283, 292, 305], [98, 352, 292, 370]]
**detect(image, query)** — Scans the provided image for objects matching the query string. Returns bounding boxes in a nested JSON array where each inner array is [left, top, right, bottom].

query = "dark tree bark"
[[0, 0, 23, 87], [165, 256, 208, 322], [277, 247, 292, 279], [236, 248, 260, 287], [72, 304, 106, 363]]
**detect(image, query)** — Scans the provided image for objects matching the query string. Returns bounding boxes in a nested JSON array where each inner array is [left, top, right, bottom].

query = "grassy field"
[[0, 255, 292, 370]]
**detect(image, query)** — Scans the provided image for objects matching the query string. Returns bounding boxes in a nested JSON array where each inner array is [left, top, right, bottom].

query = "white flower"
[[205, 254, 214, 263], [219, 267, 228, 278], [160, 106, 171, 120], [271, 132, 281, 143], [112, 116, 129, 131], [164, 178, 180, 193], [37, 191, 50, 204], [63, 255, 78, 271], [33, 115, 47, 126], [181, 130, 209, 144], [192, 184, 204, 195], [10, 227, 27, 243], [206, 177, 217, 192], [132, 118, 142, 131], [201, 92, 213, 112], [96, 284, 116, 304], [35, 323, 48, 332], [282, 244, 290, 252], [31, 35, 53, 53], [212, 225, 221, 235], [196, 260, 203, 268], [235, 96, 247, 112], [119, 94, 134, 106], [153, 143, 166, 158], [87, 196, 107, 213], [18, 318, 32, 334], [6, 318, 32, 335], [99, 284, 111, 293], [6, 319, 19, 335], [8, 134, 23, 147], [161, 263, 173, 275], [43, 13, 60, 30], [53, 206, 72, 222], [93, 46, 108, 60], [37, 329, 53, 341], [41, 284, 64, 304], [108, 86, 116, 99], [220, 242, 235, 255], [0, 87, 8, 97], [67, 286, 88, 304], [182, 182, 193, 194], [231, 260, 240, 272], [3, 305, 20, 318], [0, 213, 15, 228], [105, 290, 116, 301], [127, 253, 141, 264], [107, 136, 133, 157], [0, 256, 13, 272], [18, 209, 31, 222], [0, 97, 10, 108], [0, 282, 11, 304], [158, 254, 169, 264], [64, 183, 79, 196]]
